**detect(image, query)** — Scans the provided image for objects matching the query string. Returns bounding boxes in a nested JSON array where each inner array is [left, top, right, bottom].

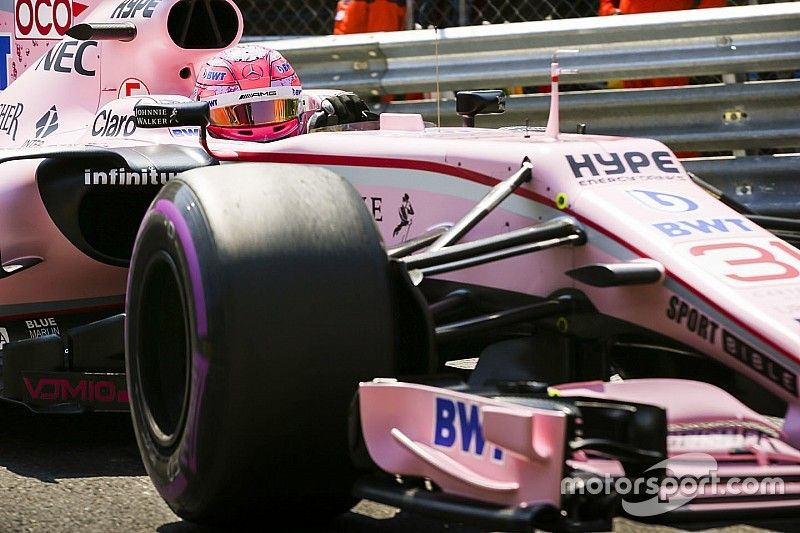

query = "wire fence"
[[234, 0, 790, 37]]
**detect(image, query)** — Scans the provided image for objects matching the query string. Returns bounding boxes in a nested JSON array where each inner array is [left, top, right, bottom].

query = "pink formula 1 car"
[[1, 0, 800, 530]]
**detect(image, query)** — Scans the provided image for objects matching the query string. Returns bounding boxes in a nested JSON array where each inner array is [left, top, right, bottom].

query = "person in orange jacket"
[[599, 0, 727, 87], [333, 0, 406, 35]]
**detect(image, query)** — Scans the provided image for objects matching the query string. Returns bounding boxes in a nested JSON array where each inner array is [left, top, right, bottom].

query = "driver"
[[192, 44, 376, 142]]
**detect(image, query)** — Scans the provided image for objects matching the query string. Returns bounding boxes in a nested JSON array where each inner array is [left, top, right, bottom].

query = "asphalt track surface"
[[0, 401, 797, 533]]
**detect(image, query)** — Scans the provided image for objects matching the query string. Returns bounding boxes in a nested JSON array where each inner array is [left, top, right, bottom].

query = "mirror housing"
[[456, 90, 506, 127]]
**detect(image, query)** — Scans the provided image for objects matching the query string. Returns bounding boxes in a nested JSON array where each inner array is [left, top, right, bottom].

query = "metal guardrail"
[[255, 4, 800, 181], [384, 79, 800, 152], [258, 4, 800, 95]]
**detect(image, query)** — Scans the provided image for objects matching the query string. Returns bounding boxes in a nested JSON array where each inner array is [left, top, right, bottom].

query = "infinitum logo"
[[84, 167, 177, 185]]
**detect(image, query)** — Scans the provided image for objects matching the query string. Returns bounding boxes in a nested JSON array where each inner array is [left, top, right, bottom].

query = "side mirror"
[[134, 102, 210, 129], [456, 90, 506, 127]]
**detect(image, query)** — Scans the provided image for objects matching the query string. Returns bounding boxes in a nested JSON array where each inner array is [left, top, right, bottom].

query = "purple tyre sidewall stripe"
[[153, 199, 208, 338]]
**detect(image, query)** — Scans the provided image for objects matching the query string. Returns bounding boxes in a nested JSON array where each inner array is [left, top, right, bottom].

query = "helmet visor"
[[209, 98, 302, 128]]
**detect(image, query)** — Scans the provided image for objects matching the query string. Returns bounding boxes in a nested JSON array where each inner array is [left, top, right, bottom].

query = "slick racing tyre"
[[125, 163, 395, 524]]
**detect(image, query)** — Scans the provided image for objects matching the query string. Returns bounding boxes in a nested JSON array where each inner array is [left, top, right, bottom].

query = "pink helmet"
[[192, 44, 303, 142]]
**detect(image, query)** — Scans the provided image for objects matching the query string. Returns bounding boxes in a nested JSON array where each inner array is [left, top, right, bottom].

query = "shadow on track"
[[0, 401, 142, 482]]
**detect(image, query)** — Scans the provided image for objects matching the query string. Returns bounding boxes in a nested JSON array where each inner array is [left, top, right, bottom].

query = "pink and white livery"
[[0, 0, 798, 530]]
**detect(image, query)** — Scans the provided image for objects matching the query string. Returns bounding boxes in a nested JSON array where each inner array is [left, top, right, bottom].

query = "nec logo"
[[434, 397, 503, 462], [15, 0, 89, 40], [203, 71, 226, 81], [566, 151, 680, 178], [239, 90, 277, 100], [35, 40, 97, 76], [110, 0, 161, 18]]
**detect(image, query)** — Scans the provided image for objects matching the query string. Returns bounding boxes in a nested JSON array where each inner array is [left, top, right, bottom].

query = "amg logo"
[[239, 90, 277, 100], [84, 168, 177, 185]]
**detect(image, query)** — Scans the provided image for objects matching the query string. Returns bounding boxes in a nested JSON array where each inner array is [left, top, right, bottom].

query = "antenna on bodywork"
[[544, 49, 578, 139]]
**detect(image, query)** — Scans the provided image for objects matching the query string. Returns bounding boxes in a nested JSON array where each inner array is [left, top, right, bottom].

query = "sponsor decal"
[[92, 109, 136, 137], [392, 193, 415, 240], [680, 238, 800, 286], [434, 396, 504, 462], [238, 90, 277, 100], [24, 374, 128, 404], [628, 190, 698, 213], [202, 70, 226, 81], [723, 330, 797, 396], [25, 317, 59, 338], [241, 63, 263, 80], [360, 196, 382, 223], [666, 295, 720, 345], [274, 61, 291, 74], [169, 126, 200, 138], [110, 0, 161, 18], [0, 102, 23, 140], [15, 0, 89, 40], [134, 106, 178, 127], [566, 151, 685, 186], [666, 295, 797, 396], [84, 167, 176, 185], [35, 105, 58, 138], [0, 327, 8, 350], [118, 77, 149, 97], [653, 218, 752, 238], [35, 40, 97, 76], [0, 34, 10, 90]]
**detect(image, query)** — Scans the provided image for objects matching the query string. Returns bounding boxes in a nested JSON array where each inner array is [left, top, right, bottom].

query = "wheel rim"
[[136, 250, 192, 450]]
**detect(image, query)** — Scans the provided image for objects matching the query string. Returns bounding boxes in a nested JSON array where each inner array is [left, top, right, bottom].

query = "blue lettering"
[[628, 190, 698, 212], [681, 218, 730, 234], [203, 71, 226, 81], [0, 34, 9, 90], [654, 222, 691, 237], [434, 397, 456, 447], [654, 218, 753, 237], [434, 397, 503, 460], [725, 218, 752, 232], [457, 402, 486, 455]]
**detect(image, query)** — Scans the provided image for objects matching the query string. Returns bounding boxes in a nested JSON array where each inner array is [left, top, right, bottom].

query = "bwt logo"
[[202, 71, 226, 81], [15, 0, 89, 40], [434, 397, 503, 461]]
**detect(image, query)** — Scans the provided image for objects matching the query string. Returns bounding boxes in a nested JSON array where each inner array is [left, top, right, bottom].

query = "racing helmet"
[[192, 44, 303, 142]]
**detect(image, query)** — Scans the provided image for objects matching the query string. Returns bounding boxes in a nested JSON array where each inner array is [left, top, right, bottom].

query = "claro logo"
[[15, 0, 89, 40], [92, 109, 136, 137]]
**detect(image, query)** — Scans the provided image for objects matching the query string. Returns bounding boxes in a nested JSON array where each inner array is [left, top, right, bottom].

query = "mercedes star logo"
[[242, 64, 264, 80]]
